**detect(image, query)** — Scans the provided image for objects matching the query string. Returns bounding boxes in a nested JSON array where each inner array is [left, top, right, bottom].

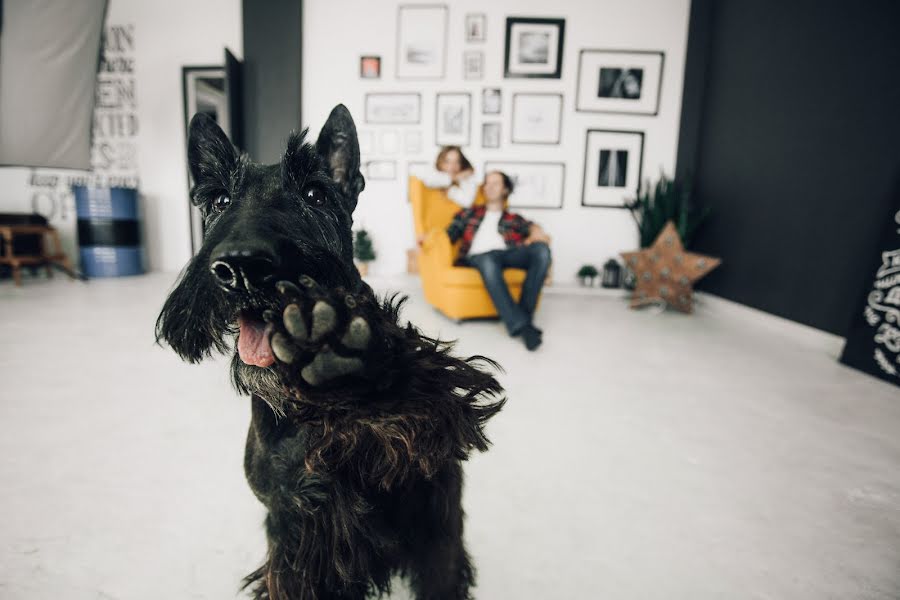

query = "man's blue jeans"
[[463, 242, 552, 335]]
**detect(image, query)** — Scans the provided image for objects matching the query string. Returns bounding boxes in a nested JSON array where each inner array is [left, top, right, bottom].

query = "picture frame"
[[581, 129, 644, 208], [484, 161, 565, 209], [364, 93, 421, 124], [511, 93, 563, 144], [379, 130, 401, 155], [435, 93, 471, 146], [365, 160, 397, 181], [482, 122, 501, 149], [358, 130, 375, 155], [576, 50, 664, 115], [396, 5, 448, 79], [404, 130, 423, 154], [503, 17, 565, 79], [465, 13, 486, 42], [359, 55, 381, 79], [463, 51, 484, 80], [482, 87, 502, 115]]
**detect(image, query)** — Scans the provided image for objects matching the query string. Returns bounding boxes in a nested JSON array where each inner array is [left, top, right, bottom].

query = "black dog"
[[156, 105, 504, 600]]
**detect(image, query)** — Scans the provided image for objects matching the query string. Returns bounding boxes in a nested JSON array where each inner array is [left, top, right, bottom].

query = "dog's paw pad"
[[271, 332, 297, 364], [300, 347, 364, 386], [341, 316, 370, 350], [283, 303, 308, 341], [310, 301, 336, 342], [276, 280, 302, 297]]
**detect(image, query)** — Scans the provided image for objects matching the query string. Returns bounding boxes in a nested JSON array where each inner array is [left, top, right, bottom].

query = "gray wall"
[[241, 0, 302, 164], [679, 0, 900, 335]]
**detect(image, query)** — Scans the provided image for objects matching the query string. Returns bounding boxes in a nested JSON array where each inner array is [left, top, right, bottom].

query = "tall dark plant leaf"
[[627, 172, 709, 249]]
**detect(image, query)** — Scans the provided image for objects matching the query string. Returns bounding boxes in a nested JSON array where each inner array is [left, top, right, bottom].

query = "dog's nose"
[[210, 245, 279, 292]]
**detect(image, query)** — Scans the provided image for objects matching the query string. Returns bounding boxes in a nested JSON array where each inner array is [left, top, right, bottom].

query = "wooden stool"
[[0, 224, 74, 286]]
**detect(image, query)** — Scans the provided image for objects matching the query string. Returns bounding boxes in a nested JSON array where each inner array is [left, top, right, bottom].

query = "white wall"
[[303, 0, 691, 282], [0, 0, 241, 273]]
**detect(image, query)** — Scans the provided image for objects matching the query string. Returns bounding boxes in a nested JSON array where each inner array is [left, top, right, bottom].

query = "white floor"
[[1, 272, 899, 600]]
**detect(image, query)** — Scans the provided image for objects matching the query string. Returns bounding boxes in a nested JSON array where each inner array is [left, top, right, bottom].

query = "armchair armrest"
[[408, 176, 429, 238], [421, 228, 455, 268]]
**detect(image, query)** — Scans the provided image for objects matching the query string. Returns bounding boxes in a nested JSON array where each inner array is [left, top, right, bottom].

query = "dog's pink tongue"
[[238, 316, 276, 367]]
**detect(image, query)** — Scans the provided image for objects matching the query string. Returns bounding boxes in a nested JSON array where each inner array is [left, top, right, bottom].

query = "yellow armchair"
[[409, 176, 529, 321]]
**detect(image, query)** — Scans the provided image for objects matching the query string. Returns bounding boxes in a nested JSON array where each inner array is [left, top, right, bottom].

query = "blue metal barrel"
[[73, 186, 144, 277]]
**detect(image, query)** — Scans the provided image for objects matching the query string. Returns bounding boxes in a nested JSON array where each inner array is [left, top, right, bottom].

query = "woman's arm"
[[410, 165, 453, 188], [447, 169, 479, 207]]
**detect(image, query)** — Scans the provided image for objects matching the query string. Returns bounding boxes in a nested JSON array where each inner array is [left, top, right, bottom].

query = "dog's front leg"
[[243, 395, 374, 600]]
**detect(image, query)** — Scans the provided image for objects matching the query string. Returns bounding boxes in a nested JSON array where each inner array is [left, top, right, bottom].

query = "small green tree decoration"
[[576, 264, 599, 286], [354, 229, 376, 262], [626, 173, 709, 249]]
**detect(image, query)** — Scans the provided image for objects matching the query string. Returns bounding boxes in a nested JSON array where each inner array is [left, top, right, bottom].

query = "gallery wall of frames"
[[303, 0, 691, 279]]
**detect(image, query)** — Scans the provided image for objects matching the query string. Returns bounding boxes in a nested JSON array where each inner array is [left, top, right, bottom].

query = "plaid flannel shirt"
[[446, 205, 532, 262]]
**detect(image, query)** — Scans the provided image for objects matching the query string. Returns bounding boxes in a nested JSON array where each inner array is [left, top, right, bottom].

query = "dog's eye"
[[303, 187, 326, 207], [212, 195, 231, 213]]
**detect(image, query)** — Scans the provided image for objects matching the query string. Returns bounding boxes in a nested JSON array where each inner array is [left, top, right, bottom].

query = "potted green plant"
[[626, 173, 709, 249], [353, 229, 376, 276], [576, 264, 599, 287]]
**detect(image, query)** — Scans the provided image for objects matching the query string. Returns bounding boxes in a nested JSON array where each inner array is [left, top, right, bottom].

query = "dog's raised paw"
[[270, 278, 373, 386]]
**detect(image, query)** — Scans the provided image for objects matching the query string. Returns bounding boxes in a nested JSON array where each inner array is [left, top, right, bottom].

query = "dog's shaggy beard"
[[157, 235, 364, 414], [155, 251, 236, 363]]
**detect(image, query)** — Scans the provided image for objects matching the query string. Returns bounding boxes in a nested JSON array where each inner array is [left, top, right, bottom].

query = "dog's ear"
[[187, 113, 238, 184], [315, 104, 365, 212]]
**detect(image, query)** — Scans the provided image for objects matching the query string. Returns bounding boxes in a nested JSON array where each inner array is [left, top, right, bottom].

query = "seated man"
[[446, 171, 552, 351]]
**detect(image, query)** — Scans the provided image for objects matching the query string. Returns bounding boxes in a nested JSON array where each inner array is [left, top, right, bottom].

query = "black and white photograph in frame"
[[484, 161, 565, 209], [396, 5, 448, 79], [364, 93, 421, 124], [404, 130, 423, 154], [435, 93, 471, 146], [511, 93, 563, 144], [581, 129, 644, 208], [366, 160, 398, 181], [464, 51, 484, 80], [482, 122, 501, 149], [503, 17, 565, 79], [482, 87, 502, 114], [465, 13, 486, 42], [576, 50, 664, 115]]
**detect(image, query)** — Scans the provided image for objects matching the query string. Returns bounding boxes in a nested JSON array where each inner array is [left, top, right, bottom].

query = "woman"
[[412, 146, 480, 208]]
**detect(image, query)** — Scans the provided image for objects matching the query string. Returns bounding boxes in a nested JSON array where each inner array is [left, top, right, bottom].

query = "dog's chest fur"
[[244, 394, 331, 509]]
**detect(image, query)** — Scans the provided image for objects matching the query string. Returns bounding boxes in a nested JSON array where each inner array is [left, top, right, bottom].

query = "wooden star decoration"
[[620, 221, 721, 313]]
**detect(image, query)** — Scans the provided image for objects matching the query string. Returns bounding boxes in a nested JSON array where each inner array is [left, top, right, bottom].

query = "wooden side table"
[[0, 224, 74, 286]]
